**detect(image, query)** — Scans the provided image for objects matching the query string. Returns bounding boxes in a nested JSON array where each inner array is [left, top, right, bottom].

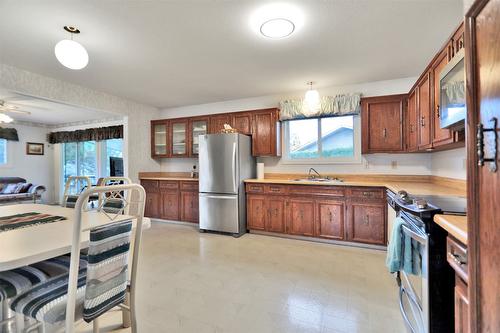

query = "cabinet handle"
[[383, 128, 387, 138], [477, 118, 498, 172], [410, 124, 414, 133], [300, 210, 304, 220], [436, 105, 440, 118], [362, 191, 373, 197], [363, 215, 369, 225], [421, 116, 425, 127], [328, 210, 333, 222], [448, 252, 467, 266]]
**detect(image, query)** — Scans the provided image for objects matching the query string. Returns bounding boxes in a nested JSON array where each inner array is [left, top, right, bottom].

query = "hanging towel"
[[403, 237, 421, 276], [386, 217, 405, 273]]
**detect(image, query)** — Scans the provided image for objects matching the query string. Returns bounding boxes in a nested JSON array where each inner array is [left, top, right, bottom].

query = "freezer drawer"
[[199, 193, 240, 233]]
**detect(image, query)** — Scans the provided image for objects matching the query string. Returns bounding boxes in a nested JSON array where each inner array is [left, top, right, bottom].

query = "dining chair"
[[97, 177, 132, 215], [10, 183, 146, 333], [62, 176, 92, 208]]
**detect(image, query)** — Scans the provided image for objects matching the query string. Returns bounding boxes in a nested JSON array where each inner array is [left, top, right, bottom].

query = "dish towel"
[[386, 216, 422, 275]]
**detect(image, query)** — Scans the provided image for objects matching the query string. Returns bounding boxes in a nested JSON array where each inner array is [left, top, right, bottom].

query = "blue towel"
[[386, 217, 421, 275]]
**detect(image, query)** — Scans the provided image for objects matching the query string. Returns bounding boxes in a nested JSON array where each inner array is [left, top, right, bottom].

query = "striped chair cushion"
[[64, 195, 79, 208], [83, 220, 132, 322], [102, 198, 125, 214], [0, 266, 47, 302]]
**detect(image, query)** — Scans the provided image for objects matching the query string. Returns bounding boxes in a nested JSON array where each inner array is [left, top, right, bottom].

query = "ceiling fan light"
[[54, 39, 89, 70]]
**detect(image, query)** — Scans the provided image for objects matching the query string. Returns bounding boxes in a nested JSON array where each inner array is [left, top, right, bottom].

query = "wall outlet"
[[391, 161, 397, 169]]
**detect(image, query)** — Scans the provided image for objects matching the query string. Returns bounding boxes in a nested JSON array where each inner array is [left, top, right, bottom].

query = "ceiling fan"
[[0, 99, 32, 124]]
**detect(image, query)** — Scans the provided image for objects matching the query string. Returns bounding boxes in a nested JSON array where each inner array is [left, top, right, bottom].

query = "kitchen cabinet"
[[447, 235, 469, 333], [417, 72, 432, 150], [315, 199, 345, 240], [347, 200, 386, 245], [151, 120, 169, 158], [448, 22, 465, 62], [466, 3, 500, 331], [246, 183, 386, 246], [407, 89, 418, 151], [170, 119, 189, 157], [252, 108, 281, 156], [152, 108, 281, 157], [361, 94, 406, 153], [180, 191, 199, 223], [287, 197, 315, 237], [189, 117, 208, 156], [145, 192, 161, 218], [209, 114, 232, 134], [161, 191, 179, 220], [455, 276, 470, 333], [431, 49, 455, 147], [231, 112, 253, 135]]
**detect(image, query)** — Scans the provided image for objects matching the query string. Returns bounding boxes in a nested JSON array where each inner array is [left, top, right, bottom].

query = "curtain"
[[0, 127, 19, 141], [48, 125, 123, 144], [279, 93, 361, 121]]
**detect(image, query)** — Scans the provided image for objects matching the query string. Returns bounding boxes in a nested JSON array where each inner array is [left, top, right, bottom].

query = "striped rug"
[[0, 212, 67, 233]]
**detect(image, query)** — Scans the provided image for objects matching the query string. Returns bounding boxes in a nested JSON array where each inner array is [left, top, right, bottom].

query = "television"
[[110, 157, 124, 177]]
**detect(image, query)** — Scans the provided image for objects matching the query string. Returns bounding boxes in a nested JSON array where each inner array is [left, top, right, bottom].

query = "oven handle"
[[399, 287, 418, 333], [401, 224, 428, 245]]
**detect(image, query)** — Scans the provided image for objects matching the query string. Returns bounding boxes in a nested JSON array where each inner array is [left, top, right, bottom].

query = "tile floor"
[[76, 222, 406, 333]]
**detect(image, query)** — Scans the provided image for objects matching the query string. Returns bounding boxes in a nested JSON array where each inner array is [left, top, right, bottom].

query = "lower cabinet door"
[[266, 198, 286, 233], [315, 199, 345, 240], [145, 192, 161, 218], [247, 194, 267, 230], [455, 276, 470, 333], [347, 201, 386, 245], [287, 198, 315, 236], [162, 191, 179, 220], [180, 191, 199, 223]]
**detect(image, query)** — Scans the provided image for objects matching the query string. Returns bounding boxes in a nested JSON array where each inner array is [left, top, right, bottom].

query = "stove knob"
[[415, 199, 428, 209], [398, 190, 409, 199]]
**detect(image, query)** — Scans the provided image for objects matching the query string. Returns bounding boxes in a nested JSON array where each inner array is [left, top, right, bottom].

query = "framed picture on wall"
[[26, 142, 44, 155]]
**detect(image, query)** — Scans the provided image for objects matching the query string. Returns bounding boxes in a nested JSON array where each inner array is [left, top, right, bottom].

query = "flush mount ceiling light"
[[304, 81, 320, 113], [0, 114, 14, 124], [250, 3, 303, 39], [54, 26, 89, 70]]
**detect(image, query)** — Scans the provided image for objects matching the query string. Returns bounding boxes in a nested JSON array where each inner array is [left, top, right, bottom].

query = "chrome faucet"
[[308, 168, 322, 179]]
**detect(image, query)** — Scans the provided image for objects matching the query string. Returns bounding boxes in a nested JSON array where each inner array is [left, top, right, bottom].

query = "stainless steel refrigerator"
[[199, 133, 255, 236]]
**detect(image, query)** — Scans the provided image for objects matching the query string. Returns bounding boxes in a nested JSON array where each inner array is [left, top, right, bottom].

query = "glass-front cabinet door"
[[190, 117, 208, 156], [171, 120, 188, 157], [152, 121, 169, 157]]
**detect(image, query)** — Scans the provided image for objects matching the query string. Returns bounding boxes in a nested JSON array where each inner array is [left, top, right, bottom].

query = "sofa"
[[0, 177, 46, 204]]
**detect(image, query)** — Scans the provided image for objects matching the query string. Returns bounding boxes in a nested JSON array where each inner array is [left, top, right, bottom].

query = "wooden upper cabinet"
[[151, 120, 170, 158], [431, 49, 455, 147], [170, 119, 189, 157], [209, 114, 232, 134], [252, 108, 281, 156], [449, 22, 465, 62], [189, 117, 208, 156], [417, 72, 432, 150], [231, 112, 253, 135], [361, 94, 406, 153], [407, 89, 418, 152]]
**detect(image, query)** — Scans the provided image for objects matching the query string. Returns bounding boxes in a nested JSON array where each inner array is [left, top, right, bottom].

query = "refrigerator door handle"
[[199, 194, 237, 200], [232, 142, 237, 193]]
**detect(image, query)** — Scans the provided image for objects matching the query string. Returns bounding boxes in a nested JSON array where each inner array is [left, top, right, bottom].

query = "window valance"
[[279, 93, 361, 121], [0, 127, 19, 141], [48, 125, 123, 144]]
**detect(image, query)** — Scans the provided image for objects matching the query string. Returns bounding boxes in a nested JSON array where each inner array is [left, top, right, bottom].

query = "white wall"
[[430, 147, 467, 180], [159, 76, 438, 176], [0, 123, 55, 202]]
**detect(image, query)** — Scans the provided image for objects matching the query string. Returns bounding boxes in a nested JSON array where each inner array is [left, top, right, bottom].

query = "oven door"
[[398, 219, 429, 333]]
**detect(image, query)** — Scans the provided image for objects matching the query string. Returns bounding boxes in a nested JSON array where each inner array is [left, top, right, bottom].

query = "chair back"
[[97, 177, 132, 215], [64, 183, 146, 333], [62, 176, 92, 208]]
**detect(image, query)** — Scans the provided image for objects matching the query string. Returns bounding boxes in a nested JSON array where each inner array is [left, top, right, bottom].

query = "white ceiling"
[[0, 90, 118, 125], [0, 0, 463, 108]]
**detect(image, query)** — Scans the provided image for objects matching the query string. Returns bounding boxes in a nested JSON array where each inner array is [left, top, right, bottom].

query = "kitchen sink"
[[293, 177, 344, 183]]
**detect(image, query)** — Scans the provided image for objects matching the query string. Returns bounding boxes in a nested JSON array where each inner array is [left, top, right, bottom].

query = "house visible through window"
[[0, 139, 7, 165], [285, 115, 358, 162]]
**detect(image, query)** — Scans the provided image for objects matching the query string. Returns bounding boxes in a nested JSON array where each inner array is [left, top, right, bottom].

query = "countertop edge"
[[140, 177, 198, 181], [433, 214, 468, 245]]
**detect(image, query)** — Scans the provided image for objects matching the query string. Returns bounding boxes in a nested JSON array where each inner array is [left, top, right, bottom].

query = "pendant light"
[[54, 26, 89, 70], [304, 81, 320, 113]]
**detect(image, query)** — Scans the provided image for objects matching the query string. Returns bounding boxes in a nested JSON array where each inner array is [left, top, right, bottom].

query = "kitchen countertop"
[[244, 175, 466, 197], [138, 172, 198, 182], [140, 177, 198, 181], [434, 214, 468, 245]]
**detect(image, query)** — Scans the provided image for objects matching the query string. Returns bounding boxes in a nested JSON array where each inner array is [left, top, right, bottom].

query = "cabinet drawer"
[[246, 183, 265, 193], [349, 188, 384, 200], [180, 181, 198, 191], [141, 180, 159, 192], [290, 185, 345, 197], [447, 236, 468, 283], [159, 181, 179, 191], [265, 184, 287, 194]]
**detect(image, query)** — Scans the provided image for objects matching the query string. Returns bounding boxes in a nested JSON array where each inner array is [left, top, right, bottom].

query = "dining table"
[[0, 203, 151, 272]]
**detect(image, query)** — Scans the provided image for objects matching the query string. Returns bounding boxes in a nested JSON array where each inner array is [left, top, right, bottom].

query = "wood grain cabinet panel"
[[347, 201, 386, 245], [151, 120, 170, 158], [161, 191, 179, 221], [417, 72, 432, 150], [267, 198, 286, 233], [209, 114, 232, 134], [252, 109, 281, 157], [247, 194, 267, 231], [144, 192, 161, 218], [361, 94, 406, 153], [287, 198, 315, 236], [180, 191, 199, 223], [231, 112, 253, 135], [315, 199, 345, 240], [407, 89, 418, 151], [455, 276, 469, 333]]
